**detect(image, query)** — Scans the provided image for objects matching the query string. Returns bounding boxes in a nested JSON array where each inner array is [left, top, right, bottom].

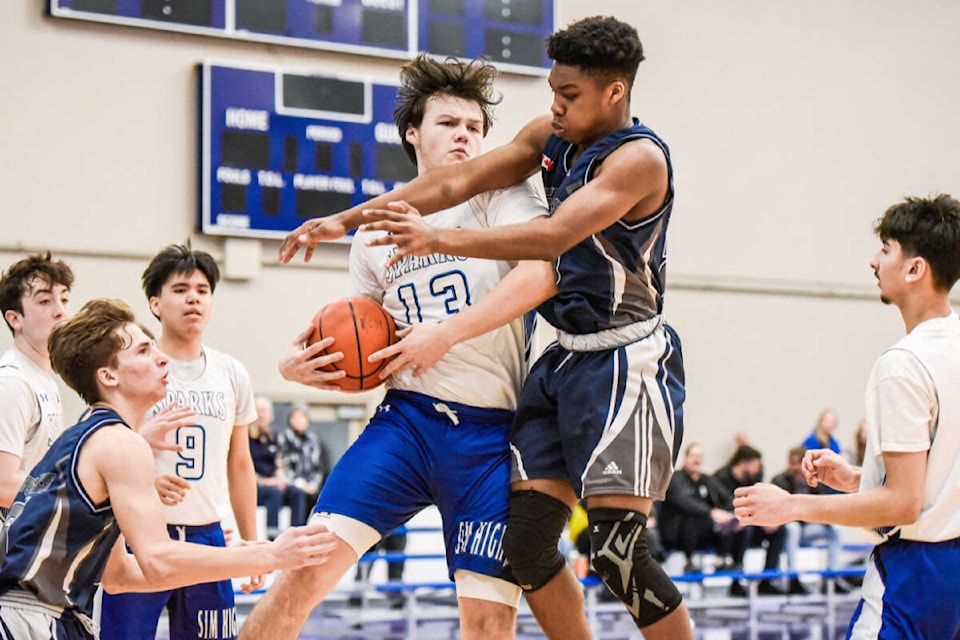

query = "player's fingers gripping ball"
[[309, 297, 398, 391]]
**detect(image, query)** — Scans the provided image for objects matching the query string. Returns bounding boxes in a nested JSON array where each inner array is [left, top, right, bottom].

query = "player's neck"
[[12, 334, 52, 373], [91, 398, 149, 431], [156, 331, 204, 362], [899, 293, 952, 334]]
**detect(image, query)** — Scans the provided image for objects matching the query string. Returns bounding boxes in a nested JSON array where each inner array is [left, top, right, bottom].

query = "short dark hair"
[[49, 298, 153, 405], [874, 194, 960, 292], [729, 445, 762, 466], [394, 54, 501, 165], [142, 243, 220, 301], [0, 252, 74, 335], [788, 446, 807, 462], [546, 16, 644, 89]]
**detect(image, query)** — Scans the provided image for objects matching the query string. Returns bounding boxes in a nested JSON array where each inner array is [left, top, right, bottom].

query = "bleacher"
[[213, 507, 872, 640]]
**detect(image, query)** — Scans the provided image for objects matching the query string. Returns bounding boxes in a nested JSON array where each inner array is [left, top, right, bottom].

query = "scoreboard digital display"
[[200, 61, 419, 239], [49, 0, 556, 75]]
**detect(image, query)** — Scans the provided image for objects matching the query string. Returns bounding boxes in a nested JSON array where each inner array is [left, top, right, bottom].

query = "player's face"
[[547, 63, 621, 146], [869, 239, 912, 306], [109, 323, 169, 405], [149, 270, 213, 337], [6, 276, 71, 358], [406, 95, 484, 172]]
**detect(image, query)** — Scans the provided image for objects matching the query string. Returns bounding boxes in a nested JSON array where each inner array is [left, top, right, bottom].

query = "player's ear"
[[3, 309, 23, 333], [405, 124, 419, 147], [148, 296, 161, 317], [905, 257, 927, 283], [97, 366, 119, 390], [607, 80, 627, 106]]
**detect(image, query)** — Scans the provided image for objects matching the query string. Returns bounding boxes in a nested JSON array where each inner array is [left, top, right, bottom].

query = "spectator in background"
[[770, 446, 845, 594], [659, 444, 746, 580], [250, 396, 306, 539], [278, 404, 326, 519], [850, 418, 869, 466], [714, 445, 787, 595], [803, 408, 842, 455]]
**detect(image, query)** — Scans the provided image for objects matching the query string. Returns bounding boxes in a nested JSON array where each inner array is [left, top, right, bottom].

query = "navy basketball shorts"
[[510, 323, 685, 499], [314, 389, 514, 581], [847, 536, 960, 639], [99, 523, 237, 640]]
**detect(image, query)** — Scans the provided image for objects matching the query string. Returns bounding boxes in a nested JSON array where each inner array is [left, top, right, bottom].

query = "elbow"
[[137, 556, 178, 589]]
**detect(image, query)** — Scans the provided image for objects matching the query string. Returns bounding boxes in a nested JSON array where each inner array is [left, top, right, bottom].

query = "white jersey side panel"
[[151, 346, 257, 525], [350, 180, 547, 410], [0, 348, 63, 472], [859, 312, 960, 542]]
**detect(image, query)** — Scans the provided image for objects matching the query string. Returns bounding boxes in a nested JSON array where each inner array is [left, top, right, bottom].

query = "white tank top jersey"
[[859, 311, 960, 543], [151, 346, 257, 526], [0, 348, 63, 472], [349, 180, 548, 410]]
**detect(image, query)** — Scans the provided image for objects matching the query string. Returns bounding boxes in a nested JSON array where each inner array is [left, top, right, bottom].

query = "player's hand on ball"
[[271, 522, 340, 570], [360, 201, 439, 269], [278, 324, 347, 391], [733, 483, 793, 527], [371, 323, 454, 379], [278, 217, 349, 264]]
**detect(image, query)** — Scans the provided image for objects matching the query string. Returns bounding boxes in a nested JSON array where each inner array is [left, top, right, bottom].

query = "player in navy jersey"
[[0, 299, 335, 640], [735, 195, 960, 639], [100, 245, 262, 640], [240, 54, 554, 640], [277, 16, 693, 639]]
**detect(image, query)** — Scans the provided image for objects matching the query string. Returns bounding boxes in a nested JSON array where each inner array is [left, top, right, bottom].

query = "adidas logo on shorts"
[[602, 461, 622, 476]]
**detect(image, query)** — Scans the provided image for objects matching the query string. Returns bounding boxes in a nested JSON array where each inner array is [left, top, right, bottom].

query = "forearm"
[[438, 260, 556, 345], [124, 540, 281, 592], [433, 218, 572, 261], [228, 461, 259, 540], [787, 485, 920, 528]]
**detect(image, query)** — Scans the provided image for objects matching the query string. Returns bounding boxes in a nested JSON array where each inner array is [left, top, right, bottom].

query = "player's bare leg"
[[238, 538, 357, 640], [588, 494, 693, 640], [458, 598, 517, 640], [511, 478, 593, 640]]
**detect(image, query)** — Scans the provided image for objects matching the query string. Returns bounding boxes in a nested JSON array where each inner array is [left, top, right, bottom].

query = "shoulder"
[[205, 346, 253, 382]]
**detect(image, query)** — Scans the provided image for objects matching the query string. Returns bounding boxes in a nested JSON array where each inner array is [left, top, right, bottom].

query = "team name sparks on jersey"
[[154, 390, 227, 421], [383, 250, 467, 284]]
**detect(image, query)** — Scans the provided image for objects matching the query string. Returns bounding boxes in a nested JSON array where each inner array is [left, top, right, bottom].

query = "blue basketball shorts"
[[99, 523, 237, 640], [847, 536, 960, 639], [314, 389, 514, 581], [510, 322, 685, 499]]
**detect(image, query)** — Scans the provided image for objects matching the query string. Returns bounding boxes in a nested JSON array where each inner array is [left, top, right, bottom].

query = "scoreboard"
[[49, 0, 556, 75], [201, 61, 418, 239]]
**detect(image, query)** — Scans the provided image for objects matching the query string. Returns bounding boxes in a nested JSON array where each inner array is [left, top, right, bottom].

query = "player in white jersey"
[[239, 55, 554, 640], [100, 245, 260, 640], [0, 253, 72, 515], [734, 194, 960, 639]]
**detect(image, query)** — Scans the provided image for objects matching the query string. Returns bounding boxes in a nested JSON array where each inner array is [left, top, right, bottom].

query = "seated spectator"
[[803, 408, 842, 454], [659, 443, 747, 583], [849, 418, 868, 466], [278, 404, 327, 518], [250, 396, 306, 538], [770, 446, 845, 594], [714, 445, 787, 595]]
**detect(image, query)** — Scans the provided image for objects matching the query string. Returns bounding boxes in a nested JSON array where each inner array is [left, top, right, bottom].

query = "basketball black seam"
[[348, 298, 364, 387]]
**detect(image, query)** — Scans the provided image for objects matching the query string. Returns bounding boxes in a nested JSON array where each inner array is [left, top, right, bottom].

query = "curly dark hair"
[[0, 252, 74, 335], [141, 242, 220, 302], [49, 298, 153, 405], [394, 54, 501, 165], [546, 16, 644, 88], [875, 193, 960, 292]]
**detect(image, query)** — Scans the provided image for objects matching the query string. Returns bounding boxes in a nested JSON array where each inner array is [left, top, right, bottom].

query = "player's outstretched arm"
[[277, 115, 549, 264], [362, 135, 668, 264], [370, 260, 557, 378], [94, 426, 337, 593]]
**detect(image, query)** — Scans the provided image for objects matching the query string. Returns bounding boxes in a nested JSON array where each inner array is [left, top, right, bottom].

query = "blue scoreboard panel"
[[201, 61, 418, 239], [49, 0, 556, 75]]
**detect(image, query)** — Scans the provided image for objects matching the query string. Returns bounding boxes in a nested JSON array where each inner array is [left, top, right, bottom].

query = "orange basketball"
[[308, 297, 397, 392]]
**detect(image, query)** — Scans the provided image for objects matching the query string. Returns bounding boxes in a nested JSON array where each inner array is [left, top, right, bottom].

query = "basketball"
[[308, 297, 398, 392]]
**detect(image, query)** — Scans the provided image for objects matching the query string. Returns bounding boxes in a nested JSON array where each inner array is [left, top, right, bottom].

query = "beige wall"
[[1, 1, 958, 473]]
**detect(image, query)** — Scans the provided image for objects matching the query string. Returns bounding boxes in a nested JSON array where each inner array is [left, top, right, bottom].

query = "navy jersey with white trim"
[[538, 119, 674, 334], [0, 407, 123, 617]]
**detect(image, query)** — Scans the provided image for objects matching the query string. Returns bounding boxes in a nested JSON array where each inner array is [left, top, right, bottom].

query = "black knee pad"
[[588, 507, 683, 628], [501, 490, 571, 592]]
